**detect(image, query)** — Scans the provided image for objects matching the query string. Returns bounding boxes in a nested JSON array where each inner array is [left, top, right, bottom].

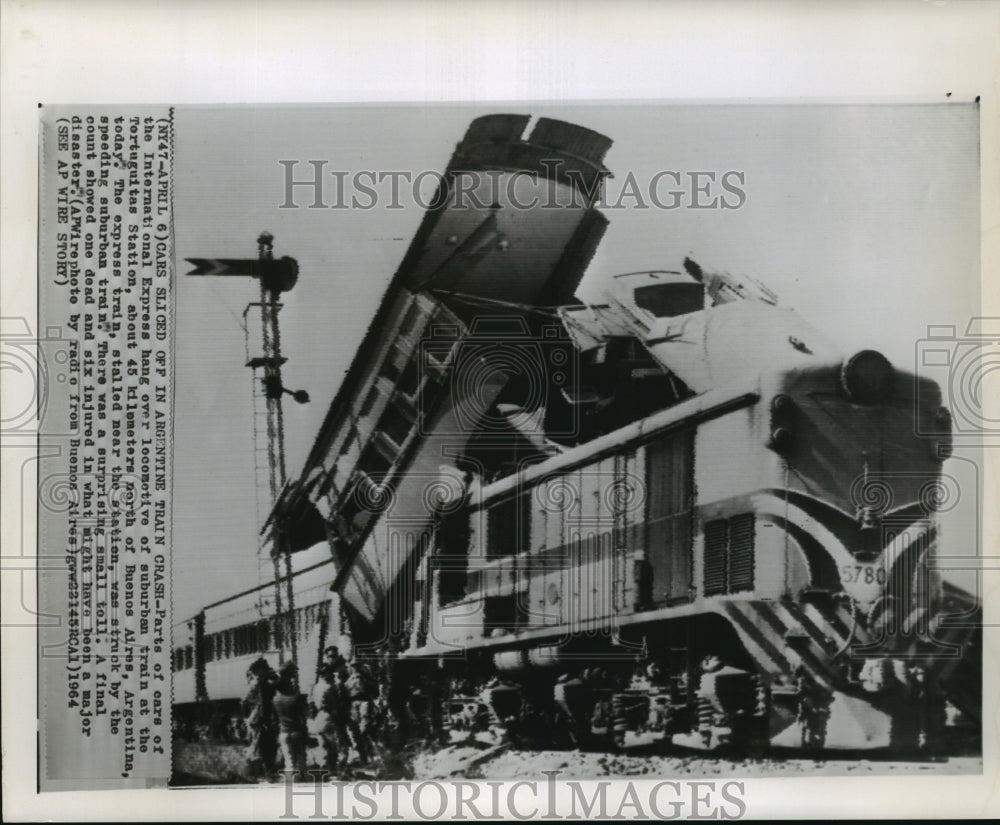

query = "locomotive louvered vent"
[[728, 513, 755, 592], [704, 520, 729, 596], [703, 514, 756, 595]]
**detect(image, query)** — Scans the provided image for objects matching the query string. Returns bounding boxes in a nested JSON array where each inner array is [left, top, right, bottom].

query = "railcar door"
[[644, 429, 695, 605]]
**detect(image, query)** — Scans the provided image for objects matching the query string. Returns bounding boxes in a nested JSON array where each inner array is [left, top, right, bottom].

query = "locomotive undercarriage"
[[398, 606, 964, 757]]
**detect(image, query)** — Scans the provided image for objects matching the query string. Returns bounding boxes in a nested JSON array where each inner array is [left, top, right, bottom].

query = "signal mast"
[[185, 232, 309, 667]]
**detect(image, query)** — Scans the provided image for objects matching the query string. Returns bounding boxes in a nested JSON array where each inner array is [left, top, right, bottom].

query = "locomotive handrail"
[[404, 598, 711, 659], [471, 387, 761, 509], [610, 270, 685, 279]]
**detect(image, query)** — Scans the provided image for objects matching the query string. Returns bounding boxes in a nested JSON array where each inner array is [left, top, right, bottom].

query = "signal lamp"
[[264, 375, 310, 403]]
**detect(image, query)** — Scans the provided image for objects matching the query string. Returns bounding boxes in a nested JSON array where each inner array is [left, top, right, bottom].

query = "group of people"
[[241, 647, 384, 780], [307, 647, 384, 773]]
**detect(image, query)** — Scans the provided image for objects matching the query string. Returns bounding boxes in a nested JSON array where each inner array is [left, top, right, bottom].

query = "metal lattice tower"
[[187, 232, 305, 669], [244, 233, 299, 666]]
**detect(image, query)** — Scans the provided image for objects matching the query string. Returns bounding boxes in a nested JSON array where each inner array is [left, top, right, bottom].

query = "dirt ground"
[[411, 743, 982, 780]]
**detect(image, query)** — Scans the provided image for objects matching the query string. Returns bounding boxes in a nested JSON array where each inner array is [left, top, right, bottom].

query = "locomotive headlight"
[[769, 393, 796, 453], [839, 349, 895, 404]]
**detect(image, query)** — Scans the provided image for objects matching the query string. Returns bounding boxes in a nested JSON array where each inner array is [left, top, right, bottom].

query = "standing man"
[[242, 657, 278, 779], [343, 660, 374, 764], [273, 661, 308, 779], [309, 650, 346, 774], [553, 670, 589, 747]]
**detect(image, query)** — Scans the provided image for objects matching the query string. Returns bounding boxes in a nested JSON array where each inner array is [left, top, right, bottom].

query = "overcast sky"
[[170, 102, 980, 621]]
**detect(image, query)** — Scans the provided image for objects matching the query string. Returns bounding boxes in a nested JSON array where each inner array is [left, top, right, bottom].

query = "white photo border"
[[2, 0, 998, 820]]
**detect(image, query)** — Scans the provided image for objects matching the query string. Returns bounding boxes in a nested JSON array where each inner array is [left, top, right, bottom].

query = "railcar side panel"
[[644, 429, 695, 606]]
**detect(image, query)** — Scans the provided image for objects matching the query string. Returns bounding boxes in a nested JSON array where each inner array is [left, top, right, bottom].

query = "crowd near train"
[[172, 115, 980, 779]]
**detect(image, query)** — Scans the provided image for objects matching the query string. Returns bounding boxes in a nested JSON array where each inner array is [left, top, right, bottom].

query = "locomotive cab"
[[611, 270, 706, 321]]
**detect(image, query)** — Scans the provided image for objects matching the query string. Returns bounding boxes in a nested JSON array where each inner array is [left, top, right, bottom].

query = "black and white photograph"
[[4, 2, 999, 821], [167, 102, 983, 785]]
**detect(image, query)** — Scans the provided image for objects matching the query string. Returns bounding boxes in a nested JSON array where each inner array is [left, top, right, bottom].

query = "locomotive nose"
[[839, 349, 895, 404]]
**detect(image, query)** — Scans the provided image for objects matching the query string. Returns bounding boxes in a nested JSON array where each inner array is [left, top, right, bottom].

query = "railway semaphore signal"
[[184, 232, 309, 670]]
